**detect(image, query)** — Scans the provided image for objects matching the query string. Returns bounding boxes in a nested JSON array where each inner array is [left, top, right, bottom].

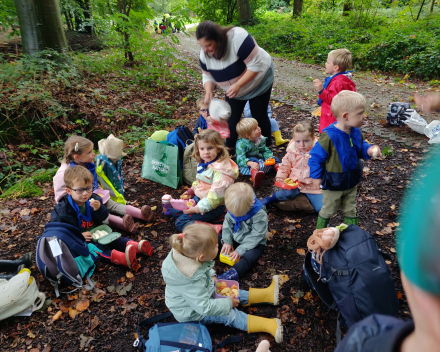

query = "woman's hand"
[[221, 243, 234, 255], [83, 231, 93, 242], [247, 161, 259, 171], [89, 199, 101, 211], [226, 83, 242, 99], [183, 205, 201, 215], [229, 251, 241, 262]]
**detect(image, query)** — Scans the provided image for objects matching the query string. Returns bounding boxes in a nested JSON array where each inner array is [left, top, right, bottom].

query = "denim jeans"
[[275, 189, 323, 212], [201, 290, 249, 331], [171, 196, 226, 232]]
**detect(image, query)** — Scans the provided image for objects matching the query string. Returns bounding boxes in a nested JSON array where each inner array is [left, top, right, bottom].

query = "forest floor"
[[0, 29, 438, 352]]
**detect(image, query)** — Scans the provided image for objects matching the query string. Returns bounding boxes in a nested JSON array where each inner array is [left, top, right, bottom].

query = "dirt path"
[[175, 28, 439, 123]]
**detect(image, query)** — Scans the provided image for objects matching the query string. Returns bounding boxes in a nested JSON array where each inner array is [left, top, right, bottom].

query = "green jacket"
[[161, 249, 232, 322], [222, 208, 268, 256], [236, 137, 273, 168]]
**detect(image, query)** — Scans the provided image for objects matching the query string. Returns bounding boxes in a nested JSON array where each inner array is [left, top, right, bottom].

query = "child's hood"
[[209, 158, 239, 179], [333, 73, 356, 89]]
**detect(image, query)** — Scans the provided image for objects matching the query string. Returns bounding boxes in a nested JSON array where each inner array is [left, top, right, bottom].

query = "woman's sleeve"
[[235, 28, 270, 73]]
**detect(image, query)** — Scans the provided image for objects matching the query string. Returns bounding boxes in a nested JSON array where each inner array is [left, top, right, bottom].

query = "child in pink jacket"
[[261, 121, 323, 212]]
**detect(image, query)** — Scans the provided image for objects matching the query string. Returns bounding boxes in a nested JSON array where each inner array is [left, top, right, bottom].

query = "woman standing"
[[196, 21, 274, 150]]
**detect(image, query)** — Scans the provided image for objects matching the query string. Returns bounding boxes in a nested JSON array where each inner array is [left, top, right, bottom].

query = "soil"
[[0, 27, 435, 352]]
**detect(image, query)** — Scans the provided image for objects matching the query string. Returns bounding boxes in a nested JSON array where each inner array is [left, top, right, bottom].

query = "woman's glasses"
[[70, 186, 93, 195]]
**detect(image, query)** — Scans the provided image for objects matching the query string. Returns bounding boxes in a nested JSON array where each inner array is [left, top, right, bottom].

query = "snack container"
[[93, 189, 110, 203], [214, 280, 240, 299], [90, 225, 121, 245], [264, 158, 275, 166], [274, 180, 300, 190], [170, 199, 196, 211], [219, 252, 239, 266]]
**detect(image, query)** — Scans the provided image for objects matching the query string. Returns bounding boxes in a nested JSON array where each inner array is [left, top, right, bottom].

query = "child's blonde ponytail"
[[169, 224, 217, 258]]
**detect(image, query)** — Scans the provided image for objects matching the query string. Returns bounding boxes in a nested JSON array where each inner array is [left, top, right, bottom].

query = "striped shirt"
[[199, 27, 272, 98]]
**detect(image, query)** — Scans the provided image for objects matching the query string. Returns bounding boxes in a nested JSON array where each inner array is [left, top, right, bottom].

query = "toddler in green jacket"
[[161, 224, 283, 343]]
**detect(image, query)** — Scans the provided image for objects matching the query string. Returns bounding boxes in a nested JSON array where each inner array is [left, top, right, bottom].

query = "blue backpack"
[[134, 312, 241, 352], [166, 126, 194, 170], [303, 225, 399, 343]]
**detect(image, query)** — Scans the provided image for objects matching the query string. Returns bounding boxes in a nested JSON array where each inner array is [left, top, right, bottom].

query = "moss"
[[0, 168, 56, 199], [33, 168, 57, 183]]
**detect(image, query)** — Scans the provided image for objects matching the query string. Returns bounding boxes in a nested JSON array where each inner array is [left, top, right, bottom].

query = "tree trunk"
[[343, 1, 352, 16], [64, 12, 72, 31], [237, 0, 251, 24], [430, 0, 435, 13], [293, 0, 303, 17], [14, 0, 67, 55]]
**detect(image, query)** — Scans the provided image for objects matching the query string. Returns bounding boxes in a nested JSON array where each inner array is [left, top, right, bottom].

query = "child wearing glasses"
[[50, 166, 153, 269], [193, 98, 209, 136]]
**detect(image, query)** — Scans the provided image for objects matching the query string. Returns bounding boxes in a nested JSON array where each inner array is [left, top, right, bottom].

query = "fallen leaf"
[[267, 231, 274, 241], [126, 271, 134, 279], [67, 294, 78, 301], [252, 272, 258, 280], [297, 309, 305, 315], [90, 315, 99, 332], [397, 291, 403, 299], [52, 311, 63, 321], [279, 274, 289, 286], [376, 231, 384, 236], [20, 208, 30, 216], [42, 346, 52, 352], [291, 296, 300, 304], [151, 230, 158, 238], [286, 219, 297, 223], [390, 248, 396, 253], [79, 334, 94, 349], [121, 303, 138, 310], [115, 282, 133, 296], [296, 248, 306, 256], [292, 290, 304, 299], [382, 227, 393, 235], [385, 260, 392, 265], [390, 205, 396, 210], [150, 206, 157, 211], [69, 307, 79, 319], [75, 299, 89, 312], [27, 331, 35, 338], [303, 291, 313, 301]]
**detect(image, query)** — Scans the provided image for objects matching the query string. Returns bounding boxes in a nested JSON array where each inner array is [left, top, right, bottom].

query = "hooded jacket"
[[236, 136, 273, 169], [276, 138, 321, 195], [192, 158, 239, 214], [51, 194, 109, 231], [53, 163, 71, 203], [319, 74, 356, 133], [308, 123, 371, 191], [162, 249, 232, 322]]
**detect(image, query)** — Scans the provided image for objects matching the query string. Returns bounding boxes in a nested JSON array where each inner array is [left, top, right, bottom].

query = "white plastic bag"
[[209, 99, 231, 122], [429, 132, 440, 144], [402, 109, 427, 134], [424, 120, 440, 138]]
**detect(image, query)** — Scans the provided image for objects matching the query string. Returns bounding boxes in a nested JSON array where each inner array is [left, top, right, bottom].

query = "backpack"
[[95, 154, 126, 205], [166, 126, 194, 170], [36, 223, 95, 297], [386, 102, 410, 126], [134, 312, 242, 352], [182, 142, 198, 186], [303, 225, 399, 343]]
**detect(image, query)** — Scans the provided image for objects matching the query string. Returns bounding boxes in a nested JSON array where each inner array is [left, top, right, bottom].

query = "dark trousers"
[[225, 84, 273, 149], [218, 234, 265, 278], [94, 237, 130, 263]]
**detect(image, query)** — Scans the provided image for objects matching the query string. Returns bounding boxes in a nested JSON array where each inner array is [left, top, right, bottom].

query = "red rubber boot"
[[127, 240, 153, 256], [110, 245, 137, 269], [251, 168, 265, 189]]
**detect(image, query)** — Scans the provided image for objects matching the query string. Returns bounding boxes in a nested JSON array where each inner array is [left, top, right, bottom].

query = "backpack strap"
[[134, 311, 173, 349], [214, 335, 243, 350]]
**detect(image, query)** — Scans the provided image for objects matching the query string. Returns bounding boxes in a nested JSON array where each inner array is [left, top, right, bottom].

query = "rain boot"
[[246, 275, 279, 306], [316, 215, 330, 229], [107, 214, 136, 233], [251, 168, 265, 189], [272, 130, 289, 146], [261, 193, 279, 206], [217, 268, 239, 281], [247, 315, 283, 343], [110, 245, 137, 269], [343, 217, 359, 226], [194, 221, 222, 234], [126, 205, 154, 222], [127, 240, 153, 256], [274, 164, 280, 173]]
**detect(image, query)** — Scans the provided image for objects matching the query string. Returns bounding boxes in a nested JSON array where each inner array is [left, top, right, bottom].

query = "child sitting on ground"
[[172, 129, 238, 232], [51, 166, 153, 269], [217, 183, 267, 281], [161, 224, 282, 343], [244, 101, 289, 146], [308, 91, 381, 228], [193, 98, 209, 136], [53, 135, 154, 233], [261, 120, 323, 212], [312, 48, 356, 133], [236, 118, 280, 189]]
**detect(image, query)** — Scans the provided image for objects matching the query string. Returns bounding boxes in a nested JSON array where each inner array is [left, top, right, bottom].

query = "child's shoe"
[[217, 268, 239, 281], [251, 169, 265, 189], [247, 315, 283, 343], [125, 205, 154, 222], [127, 240, 153, 256], [107, 214, 136, 233], [194, 221, 222, 234], [272, 130, 289, 146], [316, 215, 330, 229], [110, 246, 137, 269], [247, 275, 279, 306]]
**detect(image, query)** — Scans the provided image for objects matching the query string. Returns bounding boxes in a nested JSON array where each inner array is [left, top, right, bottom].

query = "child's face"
[[247, 124, 261, 141], [325, 55, 340, 75], [74, 145, 95, 164], [198, 140, 219, 163], [199, 104, 209, 119], [345, 105, 365, 128], [294, 131, 314, 153], [66, 179, 93, 206]]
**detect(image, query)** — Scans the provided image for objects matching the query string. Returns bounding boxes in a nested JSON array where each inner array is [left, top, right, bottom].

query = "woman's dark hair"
[[196, 20, 234, 60]]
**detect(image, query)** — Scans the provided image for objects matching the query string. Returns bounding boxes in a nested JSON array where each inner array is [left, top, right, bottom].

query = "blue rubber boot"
[[261, 193, 279, 206], [217, 268, 239, 281]]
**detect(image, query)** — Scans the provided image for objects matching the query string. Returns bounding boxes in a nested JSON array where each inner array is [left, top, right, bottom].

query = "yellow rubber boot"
[[248, 315, 283, 343], [272, 130, 289, 146], [247, 275, 279, 306]]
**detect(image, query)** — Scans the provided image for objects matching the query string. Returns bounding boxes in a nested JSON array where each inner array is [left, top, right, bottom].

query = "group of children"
[[47, 47, 382, 346]]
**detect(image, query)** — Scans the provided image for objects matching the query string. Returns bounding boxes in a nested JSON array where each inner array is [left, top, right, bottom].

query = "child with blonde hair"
[[193, 98, 209, 135], [217, 183, 267, 281], [162, 224, 282, 343], [312, 48, 356, 133], [53, 135, 154, 233], [261, 120, 323, 212], [172, 129, 239, 232], [236, 118, 280, 189]]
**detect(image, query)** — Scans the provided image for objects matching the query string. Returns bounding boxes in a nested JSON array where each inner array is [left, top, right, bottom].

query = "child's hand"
[[221, 243, 234, 255], [89, 199, 101, 211], [312, 178, 322, 188], [313, 79, 324, 92], [183, 205, 200, 215], [247, 161, 259, 171], [229, 296, 240, 308], [213, 276, 218, 283], [229, 251, 241, 262], [367, 145, 382, 158], [83, 231, 93, 242]]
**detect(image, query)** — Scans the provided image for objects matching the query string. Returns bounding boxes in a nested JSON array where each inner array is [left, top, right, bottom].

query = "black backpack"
[[166, 126, 194, 170], [303, 225, 399, 343]]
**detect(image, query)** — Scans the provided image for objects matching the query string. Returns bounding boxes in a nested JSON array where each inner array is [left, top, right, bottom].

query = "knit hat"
[[397, 146, 440, 295], [209, 99, 231, 122]]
